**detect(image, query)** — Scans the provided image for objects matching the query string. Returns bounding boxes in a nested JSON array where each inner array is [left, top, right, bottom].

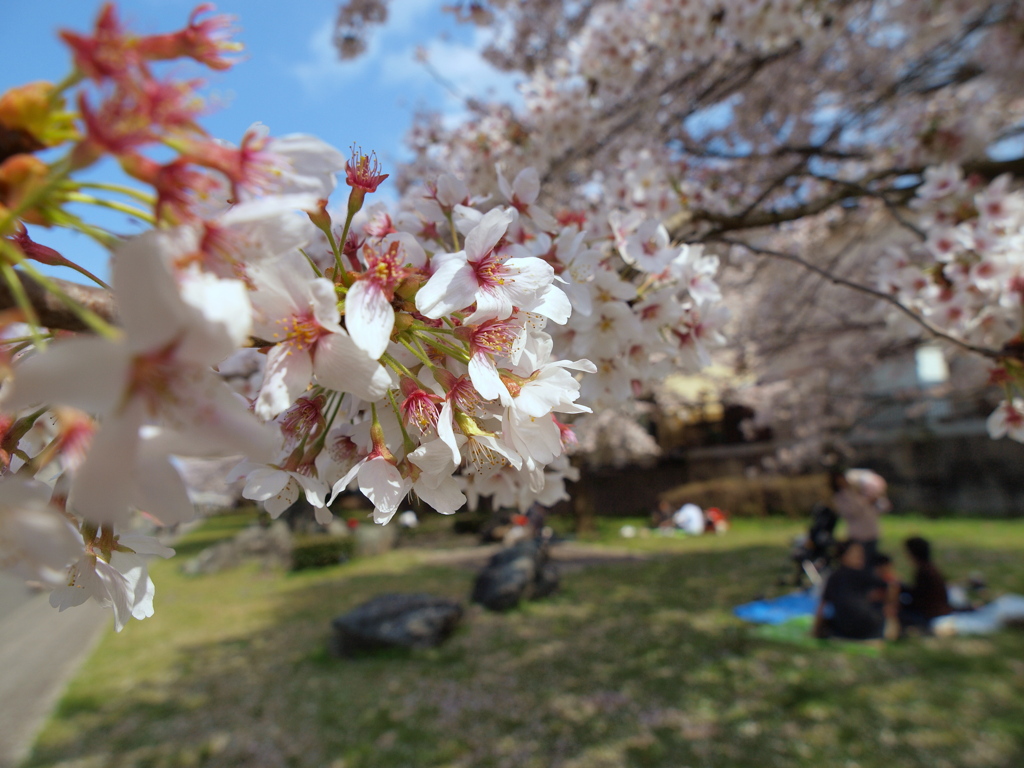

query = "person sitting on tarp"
[[705, 506, 729, 534], [900, 536, 952, 630], [652, 500, 674, 529], [813, 541, 898, 640], [672, 502, 706, 535]]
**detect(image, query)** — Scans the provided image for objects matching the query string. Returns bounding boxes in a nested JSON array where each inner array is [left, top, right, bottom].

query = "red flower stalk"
[[345, 147, 388, 193], [179, 125, 276, 201], [434, 369, 481, 414], [335, 229, 362, 272], [136, 5, 242, 71], [117, 154, 218, 225], [63, 4, 241, 85], [557, 209, 587, 228], [345, 147, 388, 216], [9, 225, 72, 268], [60, 4, 139, 84]]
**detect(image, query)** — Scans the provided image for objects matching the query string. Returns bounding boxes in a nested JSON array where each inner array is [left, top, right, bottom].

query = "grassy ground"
[[24, 514, 1024, 768]]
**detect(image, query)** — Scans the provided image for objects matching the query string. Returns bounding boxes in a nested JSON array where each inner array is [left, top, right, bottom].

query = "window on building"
[[915, 344, 949, 385]]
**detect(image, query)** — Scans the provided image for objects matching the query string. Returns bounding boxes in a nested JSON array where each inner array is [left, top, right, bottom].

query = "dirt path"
[[418, 541, 653, 571], [0, 576, 107, 768]]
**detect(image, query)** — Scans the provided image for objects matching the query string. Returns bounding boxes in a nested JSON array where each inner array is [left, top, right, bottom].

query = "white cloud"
[[290, 15, 369, 92], [290, 0, 442, 94], [289, 0, 520, 114], [378, 33, 521, 109]]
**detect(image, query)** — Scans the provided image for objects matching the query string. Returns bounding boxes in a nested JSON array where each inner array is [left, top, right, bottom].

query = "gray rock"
[[176, 456, 247, 511], [181, 540, 237, 575], [280, 498, 326, 534], [330, 593, 463, 656], [471, 538, 559, 611], [182, 521, 293, 575], [325, 520, 351, 538], [472, 551, 534, 611], [354, 523, 398, 557]]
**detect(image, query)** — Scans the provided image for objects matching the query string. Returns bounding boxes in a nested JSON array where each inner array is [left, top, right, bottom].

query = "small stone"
[[354, 523, 399, 557], [330, 593, 463, 656], [182, 521, 292, 575], [471, 538, 559, 611]]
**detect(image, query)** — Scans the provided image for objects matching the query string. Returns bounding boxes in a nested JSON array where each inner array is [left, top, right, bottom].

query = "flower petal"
[[436, 400, 461, 464], [2, 337, 129, 416], [464, 285, 514, 325], [243, 467, 291, 500], [346, 279, 394, 360], [358, 457, 412, 525], [133, 446, 196, 527], [309, 278, 343, 333], [256, 343, 313, 420], [69, 407, 143, 526], [328, 456, 367, 504], [264, 477, 300, 518], [408, 438, 457, 489], [468, 351, 512, 405], [113, 229, 194, 354], [415, 257, 476, 319], [465, 207, 514, 260], [415, 476, 466, 515], [313, 331, 392, 401]]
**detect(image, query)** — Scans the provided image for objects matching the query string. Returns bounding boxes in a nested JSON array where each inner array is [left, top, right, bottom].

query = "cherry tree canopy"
[[337, 0, 1024, 461]]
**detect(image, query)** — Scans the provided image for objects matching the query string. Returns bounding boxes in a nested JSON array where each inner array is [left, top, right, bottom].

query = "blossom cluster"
[[877, 164, 1024, 441], [0, 4, 721, 630]]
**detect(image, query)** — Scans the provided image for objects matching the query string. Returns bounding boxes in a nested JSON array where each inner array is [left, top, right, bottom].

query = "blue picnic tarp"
[[734, 591, 884, 654], [733, 590, 818, 625]]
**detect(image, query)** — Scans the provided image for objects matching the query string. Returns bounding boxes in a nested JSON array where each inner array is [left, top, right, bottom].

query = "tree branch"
[[712, 237, 1003, 361], [541, 42, 801, 186], [0, 271, 117, 332], [672, 155, 1024, 241]]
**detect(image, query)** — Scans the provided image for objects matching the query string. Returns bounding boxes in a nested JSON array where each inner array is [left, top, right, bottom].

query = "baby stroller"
[[783, 503, 839, 587]]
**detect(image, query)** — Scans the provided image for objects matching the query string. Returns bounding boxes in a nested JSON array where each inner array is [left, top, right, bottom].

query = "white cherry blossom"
[[416, 207, 570, 325], [987, 399, 1024, 442], [250, 254, 392, 419]]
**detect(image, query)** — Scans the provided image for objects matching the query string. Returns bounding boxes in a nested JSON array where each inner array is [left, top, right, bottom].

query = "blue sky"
[[1, 0, 519, 283]]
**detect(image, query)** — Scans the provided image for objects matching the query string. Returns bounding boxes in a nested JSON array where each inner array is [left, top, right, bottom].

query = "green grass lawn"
[[24, 514, 1024, 768]]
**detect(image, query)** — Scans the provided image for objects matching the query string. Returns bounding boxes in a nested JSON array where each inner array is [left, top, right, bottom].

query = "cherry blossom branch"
[[966, 157, 1024, 181], [542, 43, 802, 185], [807, 172, 926, 240], [678, 155, 1024, 240], [678, 185, 867, 236], [712, 237, 1003, 361], [753, 321, 891, 356], [674, 143, 870, 162]]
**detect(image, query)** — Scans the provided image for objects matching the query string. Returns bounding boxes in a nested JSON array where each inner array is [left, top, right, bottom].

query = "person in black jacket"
[[814, 541, 898, 640]]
